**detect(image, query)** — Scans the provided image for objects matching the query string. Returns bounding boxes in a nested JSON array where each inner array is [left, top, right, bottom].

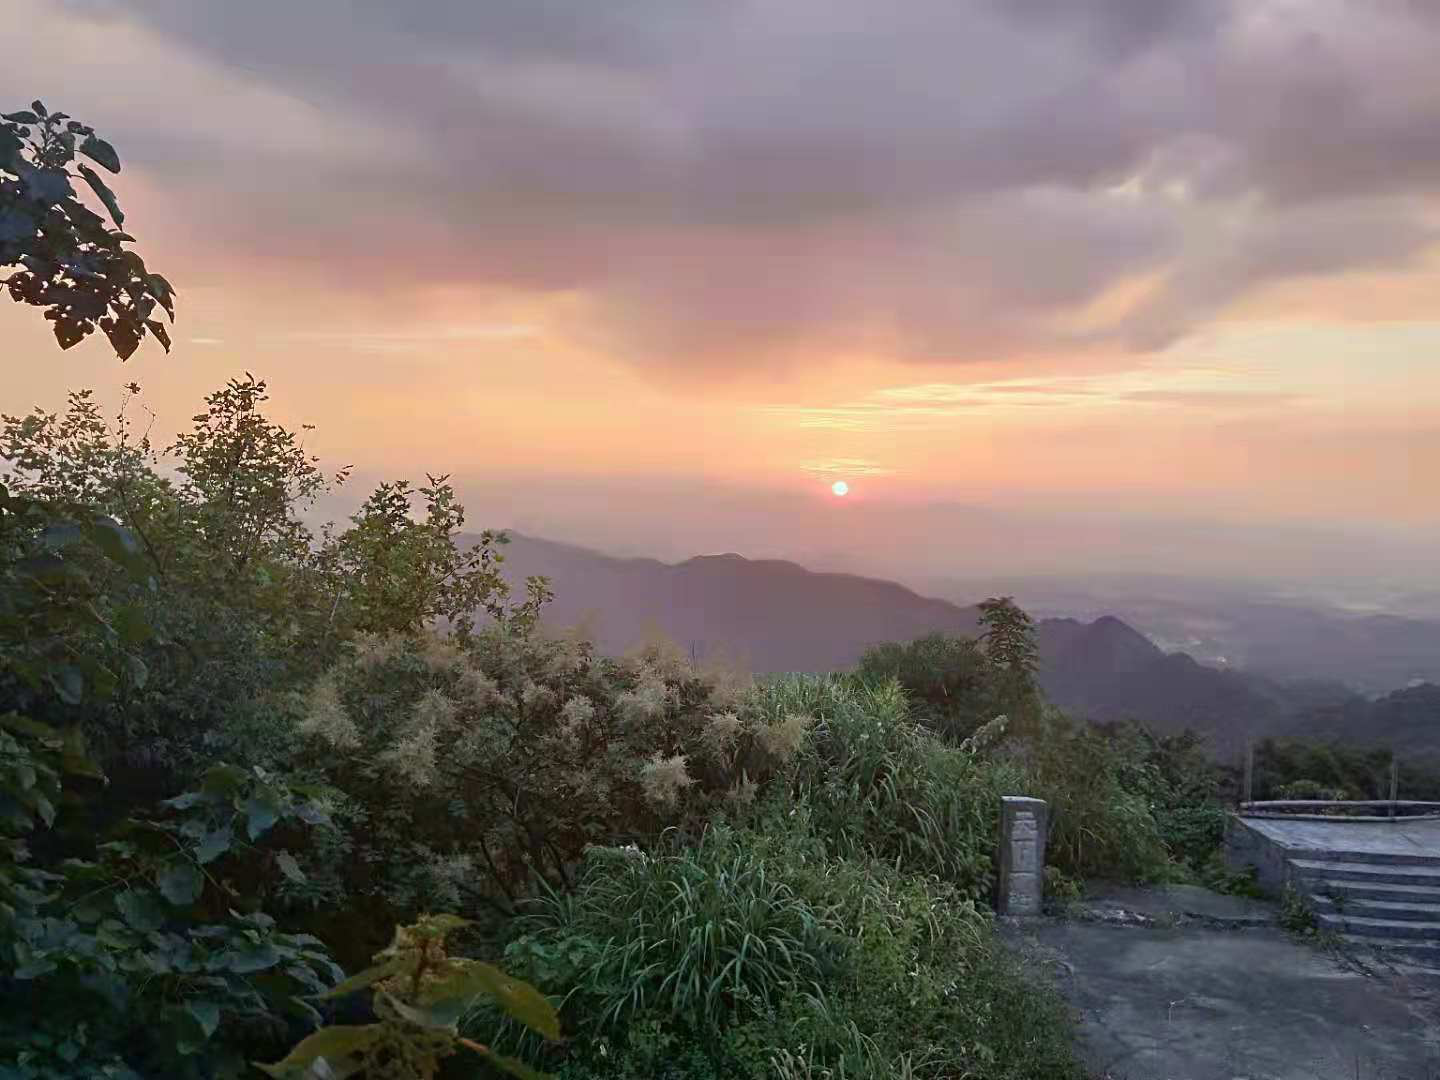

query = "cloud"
[[799, 458, 893, 478], [762, 360, 1315, 431], [21, 0, 1440, 375]]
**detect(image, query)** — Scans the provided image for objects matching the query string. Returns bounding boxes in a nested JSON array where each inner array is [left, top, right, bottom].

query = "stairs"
[[1290, 851, 1440, 967]]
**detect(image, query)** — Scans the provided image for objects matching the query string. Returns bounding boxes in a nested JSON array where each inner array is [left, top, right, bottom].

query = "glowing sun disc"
[[831, 480, 850, 497]]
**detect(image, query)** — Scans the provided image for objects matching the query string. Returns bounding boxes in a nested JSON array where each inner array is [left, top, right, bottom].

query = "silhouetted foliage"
[[2, 102, 173, 359]]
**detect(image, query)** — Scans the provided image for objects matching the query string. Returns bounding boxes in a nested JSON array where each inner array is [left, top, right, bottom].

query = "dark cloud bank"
[[60, 0, 1440, 373]]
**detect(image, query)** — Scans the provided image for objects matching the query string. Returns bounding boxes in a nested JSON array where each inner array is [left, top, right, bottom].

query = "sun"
[[831, 480, 849, 497]]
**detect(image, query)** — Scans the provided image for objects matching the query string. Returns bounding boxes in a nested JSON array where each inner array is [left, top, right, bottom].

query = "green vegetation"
[[2, 102, 173, 358], [0, 360, 1239, 1077], [5, 102, 1377, 1079]]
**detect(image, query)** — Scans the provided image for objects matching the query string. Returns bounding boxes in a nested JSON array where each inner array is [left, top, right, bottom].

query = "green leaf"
[[222, 941, 283, 974], [200, 764, 248, 798], [157, 860, 203, 905], [0, 715, 57, 739], [79, 133, 120, 172], [295, 802, 331, 827], [53, 317, 87, 350], [145, 318, 171, 352], [149, 273, 176, 319], [245, 791, 282, 840], [254, 1024, 383, 1079], [382, 992, 458, 1032], [275, 851, 306, 883], [112, 604, 153, 646], [60, 726, 105, 780], [123, 654, 148, 689], [76, 162, 124, 226], [412, 913, 470, 938], [81, 658, 118, 701], [319, 956, 411, 1000], [29, 791, 56, 828], [3, 111, 39, 124], [194, 824, 233, 865], [31, 100, 47, 118], [424, 960, 561, 1041], [85, 517, 147, 577], [184, 999, 221, 1039], [115, 888, 165, 932], [53, 665, 84, 705]]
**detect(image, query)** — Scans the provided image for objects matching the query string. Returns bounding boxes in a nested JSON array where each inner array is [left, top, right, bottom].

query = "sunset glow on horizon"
[[5, 0, 1438, 587]]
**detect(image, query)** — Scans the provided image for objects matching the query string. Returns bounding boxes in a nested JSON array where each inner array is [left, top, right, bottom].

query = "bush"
[[856, 633, 1005, 743], [292, 630, 751, 939], [0, 759, 344, 1078], [502, 820, 1084, 1080], [507, 830, 838, 1033], [776, 675, 1018, 900], [1010, 711, 1171, 883]]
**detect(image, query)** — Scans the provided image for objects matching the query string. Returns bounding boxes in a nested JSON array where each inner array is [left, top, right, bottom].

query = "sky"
[[4, 0, 1439, 595]]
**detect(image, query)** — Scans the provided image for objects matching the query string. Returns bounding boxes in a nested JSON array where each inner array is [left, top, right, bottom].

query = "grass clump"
[[498, 818, 1085, 1080]]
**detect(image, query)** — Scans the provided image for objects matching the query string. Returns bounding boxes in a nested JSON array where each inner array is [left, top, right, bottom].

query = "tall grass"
[[508, 829, 840, 1032], [485, 672, 1092, 1079], [766, 674, 1019, 900]]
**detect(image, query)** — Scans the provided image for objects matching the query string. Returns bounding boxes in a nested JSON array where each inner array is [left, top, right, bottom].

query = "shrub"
[[293, 629, 750, 934], [776, 675, 1019, 900], [0, 761, 343, 1078], [501, 820, 1084, 1080], [856, 633, 1004, 743], [259, 914, 559, 1080], [507, 830, 838, 1033], [1010, 711, 1171, 882]]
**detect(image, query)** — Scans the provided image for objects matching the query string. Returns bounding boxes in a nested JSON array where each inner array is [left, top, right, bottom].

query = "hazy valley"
[[491, 532, 1440, 760]]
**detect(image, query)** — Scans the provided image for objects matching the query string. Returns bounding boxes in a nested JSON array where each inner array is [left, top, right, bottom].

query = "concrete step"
[[1339, 935, 1440, 970], [1315, 912, 1440, 940], [1290, 847, 1440, 867], [1304, 878, 1440, 903], [1310, 893, 1440, 922], [1289, 858, 1440, 887]]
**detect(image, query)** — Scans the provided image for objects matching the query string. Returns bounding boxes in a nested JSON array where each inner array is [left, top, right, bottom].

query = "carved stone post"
[[997, 796, 1047, 916]]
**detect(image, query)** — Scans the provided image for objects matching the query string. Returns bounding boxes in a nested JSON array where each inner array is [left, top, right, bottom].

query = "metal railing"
[[1239, 741, 1426, 819], [1237, 799, 1440, 821]]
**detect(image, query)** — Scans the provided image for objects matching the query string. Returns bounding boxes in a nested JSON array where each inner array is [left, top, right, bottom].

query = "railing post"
[[1389, 756, 1399, 820]]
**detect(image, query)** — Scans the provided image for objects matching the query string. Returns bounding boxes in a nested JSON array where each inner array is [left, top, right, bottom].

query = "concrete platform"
[[1003, 915, 1440, 1080], [1240, 816, 1440, 860]]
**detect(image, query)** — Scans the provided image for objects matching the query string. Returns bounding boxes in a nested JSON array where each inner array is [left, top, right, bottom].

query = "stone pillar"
[[997, 796, 1047, 916]]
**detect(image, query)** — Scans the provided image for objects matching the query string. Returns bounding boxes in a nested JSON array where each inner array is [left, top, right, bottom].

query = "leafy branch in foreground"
[[2, 99, 174, 359], [259, 914, 560, 1080]]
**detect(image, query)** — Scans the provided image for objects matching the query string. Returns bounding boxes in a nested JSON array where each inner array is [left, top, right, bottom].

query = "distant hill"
[[1281, 683, 1440, 754], [927, 572, 1440, 694], [484, 533, 981, 673], [1034, 615, 1359, 756], [479, 533, 1363, 756]]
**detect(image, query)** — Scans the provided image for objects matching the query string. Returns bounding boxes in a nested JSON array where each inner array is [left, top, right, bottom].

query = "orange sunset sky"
[[5, 0, 1438, 591]]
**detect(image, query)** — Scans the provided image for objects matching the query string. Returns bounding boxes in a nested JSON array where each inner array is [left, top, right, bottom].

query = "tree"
[[978, 596, 1042, 734], [978, 596, 1038, 679], [856, 633, 1004, 742], [2, 100, 174, 359], [320, 476, 551, 641]]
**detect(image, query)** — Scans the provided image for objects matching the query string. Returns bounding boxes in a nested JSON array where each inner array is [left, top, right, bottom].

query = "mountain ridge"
[[476, 531, 1377, 756]]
